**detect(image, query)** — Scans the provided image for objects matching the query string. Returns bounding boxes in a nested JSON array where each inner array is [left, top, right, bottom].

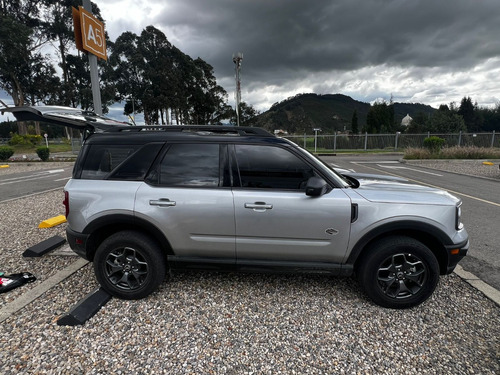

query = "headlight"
[[456, 203, 463, 230]]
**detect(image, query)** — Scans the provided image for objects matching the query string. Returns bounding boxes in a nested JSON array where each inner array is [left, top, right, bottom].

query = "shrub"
[[440, 146, 500, 159], [8, 133, 25, 146], [26, 134, 43, 145], [403, 147, 432, 160], [423, 136, 445, 153], [0, 146, 14, 161], [36, 147, 50, 161], [404, 146, 500, 160], [8, 133, 43, 146]]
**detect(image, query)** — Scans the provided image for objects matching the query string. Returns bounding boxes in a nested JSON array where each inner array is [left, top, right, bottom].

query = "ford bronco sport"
[[4, 106, 469, 308]]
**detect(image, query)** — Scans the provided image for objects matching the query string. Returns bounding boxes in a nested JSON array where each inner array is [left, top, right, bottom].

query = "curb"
[[454, 265, 500, 307]]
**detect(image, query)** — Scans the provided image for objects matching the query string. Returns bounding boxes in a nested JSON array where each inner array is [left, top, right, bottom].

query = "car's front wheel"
[[357, 236, 439, 309], [94, 231, 167, 299]]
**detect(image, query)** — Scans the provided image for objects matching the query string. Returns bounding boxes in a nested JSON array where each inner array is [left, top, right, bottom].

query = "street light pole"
[[82, 0, 102, 115], [233, 52, 243, 126]]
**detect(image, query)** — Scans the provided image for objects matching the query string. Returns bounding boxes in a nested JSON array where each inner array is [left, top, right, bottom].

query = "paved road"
[[0, 167, 72, 202], [321, 154, 500, 291]]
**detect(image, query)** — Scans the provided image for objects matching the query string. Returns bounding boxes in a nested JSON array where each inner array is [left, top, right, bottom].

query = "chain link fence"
[[284, 131, 498, 152], [2, 131, 498, 153]]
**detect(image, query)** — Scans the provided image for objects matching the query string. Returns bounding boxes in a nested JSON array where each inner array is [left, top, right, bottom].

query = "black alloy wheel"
[[94, 231, 167, 299], [357, 236, 440, 309]]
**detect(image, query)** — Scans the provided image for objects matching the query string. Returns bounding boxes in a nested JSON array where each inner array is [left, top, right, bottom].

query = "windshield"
[[281, 138, 351, 188]]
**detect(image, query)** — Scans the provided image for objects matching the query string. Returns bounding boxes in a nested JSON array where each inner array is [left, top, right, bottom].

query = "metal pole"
[[458, 131, 462, 146], [83, 0, 102, 115], [491, 130, 495, 148], [303, 132, 306, 149], [334, 131, 337, 152], [233, 53, 243, 126], [314, 130, 318, 153], [364, 132, 368, 151]]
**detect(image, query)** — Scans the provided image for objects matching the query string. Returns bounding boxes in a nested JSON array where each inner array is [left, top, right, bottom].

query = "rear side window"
[[156, 143, 221, 187], [234, 144, 316, 190], [80, 144, 161, 180]]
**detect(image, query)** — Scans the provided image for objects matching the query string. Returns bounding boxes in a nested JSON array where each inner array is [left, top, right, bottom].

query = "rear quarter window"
[[80, 144, 162, 180]]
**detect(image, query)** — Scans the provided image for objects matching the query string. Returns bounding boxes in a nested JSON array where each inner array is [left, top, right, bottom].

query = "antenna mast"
[[232, 52, 243, 126]]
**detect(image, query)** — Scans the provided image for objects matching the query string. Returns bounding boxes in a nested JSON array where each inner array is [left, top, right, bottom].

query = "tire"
[[357, 236, 439, 309], [94, 231, 167, 300]]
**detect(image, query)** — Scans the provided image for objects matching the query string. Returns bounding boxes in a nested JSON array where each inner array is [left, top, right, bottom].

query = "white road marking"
[[0, 169, 67, 186], [0, 175, 54, 186], [350, 161, 399, 164], [377, 164, 443, 176]]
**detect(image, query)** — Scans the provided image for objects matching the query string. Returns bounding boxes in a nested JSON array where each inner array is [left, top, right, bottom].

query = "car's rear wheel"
[[357, 236, 439, 309], [94, 231, 167, 299]]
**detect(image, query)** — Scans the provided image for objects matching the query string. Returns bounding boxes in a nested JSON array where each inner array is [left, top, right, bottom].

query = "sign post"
[[73, 0, 106, 115]]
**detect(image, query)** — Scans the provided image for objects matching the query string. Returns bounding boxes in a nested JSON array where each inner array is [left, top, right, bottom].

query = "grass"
[[404, 146, 500, 160], [10, 143, 73, 155]]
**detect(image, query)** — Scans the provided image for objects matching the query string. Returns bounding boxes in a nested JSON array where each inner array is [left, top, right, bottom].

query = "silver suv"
[[5, 106, 470, 308]]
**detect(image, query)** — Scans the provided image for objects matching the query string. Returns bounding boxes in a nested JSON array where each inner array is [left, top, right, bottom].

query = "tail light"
[[63, 190, 69, 218]]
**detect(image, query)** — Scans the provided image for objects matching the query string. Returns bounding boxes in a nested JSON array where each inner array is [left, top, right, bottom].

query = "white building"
[[401, 114, 413, 127]]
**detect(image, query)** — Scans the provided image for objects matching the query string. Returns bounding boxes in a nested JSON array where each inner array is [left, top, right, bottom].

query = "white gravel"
[[404, 159, 500, 180], [0, 160, 499, 374]]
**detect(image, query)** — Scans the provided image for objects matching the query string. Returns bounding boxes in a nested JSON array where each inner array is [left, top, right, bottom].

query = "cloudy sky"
[[2, 0, 500, 122]]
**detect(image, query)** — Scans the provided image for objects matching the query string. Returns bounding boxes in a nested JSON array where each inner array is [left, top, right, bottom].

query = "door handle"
[[244, 202, 273, 210], [149, 198, 176, 207]]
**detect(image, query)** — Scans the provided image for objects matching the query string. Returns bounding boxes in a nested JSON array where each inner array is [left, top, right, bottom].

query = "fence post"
[[334, 131, 337, 152], [303, 132, 306, 149], [364, 132, 368, 151], [458, 131, 462, 146], [395, 132, 399, 151], [491, 131, 495, 148]]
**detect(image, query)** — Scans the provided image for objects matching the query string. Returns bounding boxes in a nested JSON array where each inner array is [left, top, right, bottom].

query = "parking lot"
[[0, 161, 499, 374]]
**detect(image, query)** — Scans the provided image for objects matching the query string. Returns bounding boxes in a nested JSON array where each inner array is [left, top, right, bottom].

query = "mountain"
[[246, 93, 436, 133]]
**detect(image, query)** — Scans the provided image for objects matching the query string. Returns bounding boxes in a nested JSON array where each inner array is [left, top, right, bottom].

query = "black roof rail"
[[103, 125, 274, 137]]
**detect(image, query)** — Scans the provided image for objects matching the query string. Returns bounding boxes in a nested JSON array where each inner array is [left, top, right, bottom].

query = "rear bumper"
[[445, 239, 469, 274], [66, 227, 92, 261]]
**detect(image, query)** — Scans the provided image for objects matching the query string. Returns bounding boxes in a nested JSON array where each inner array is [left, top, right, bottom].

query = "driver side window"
[[234, 145, 316, 190]]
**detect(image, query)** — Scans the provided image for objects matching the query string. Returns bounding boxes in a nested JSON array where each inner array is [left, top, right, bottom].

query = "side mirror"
[[305, 177, 329, 197]]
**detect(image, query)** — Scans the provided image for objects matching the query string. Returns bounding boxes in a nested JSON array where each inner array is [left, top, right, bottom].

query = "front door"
[[232, 144, 352, 263]]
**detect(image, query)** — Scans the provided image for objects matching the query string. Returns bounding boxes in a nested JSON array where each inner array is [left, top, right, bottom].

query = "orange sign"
[[73, 6, 107, 61]]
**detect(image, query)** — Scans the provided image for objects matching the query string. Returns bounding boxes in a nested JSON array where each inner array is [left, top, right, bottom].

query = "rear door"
[[134, 143, 236, 260], [232, 144, 352, 263]]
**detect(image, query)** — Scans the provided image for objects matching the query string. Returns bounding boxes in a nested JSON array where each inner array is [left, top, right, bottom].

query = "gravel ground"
[[0, 160, 499, 374]]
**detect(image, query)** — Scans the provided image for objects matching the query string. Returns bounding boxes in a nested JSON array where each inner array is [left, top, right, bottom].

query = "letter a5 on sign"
[[72, 6, 107, 61]]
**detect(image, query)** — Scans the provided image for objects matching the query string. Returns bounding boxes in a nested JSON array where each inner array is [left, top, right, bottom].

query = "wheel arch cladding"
[[83, 214, 174, 261], [349, 221, 451, 275]]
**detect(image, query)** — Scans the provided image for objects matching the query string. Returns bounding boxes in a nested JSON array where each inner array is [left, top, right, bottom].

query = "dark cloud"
[[153, 0, 500, 86], [3, 0, 499, 121]]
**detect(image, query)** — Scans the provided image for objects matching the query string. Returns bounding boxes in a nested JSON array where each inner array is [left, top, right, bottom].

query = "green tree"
[[237, 102, 259, 125], [458, 97, 481, 132], [351, 110, 358, 134], [365, 101, 395, 133], [478, 104, 500, 132], [405, 112, 431, 133], [430, 105, 466, 133], [110, 25, 230, 125]]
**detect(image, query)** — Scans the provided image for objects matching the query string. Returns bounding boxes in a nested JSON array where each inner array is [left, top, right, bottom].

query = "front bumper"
[[445, 239, 469, 274]]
